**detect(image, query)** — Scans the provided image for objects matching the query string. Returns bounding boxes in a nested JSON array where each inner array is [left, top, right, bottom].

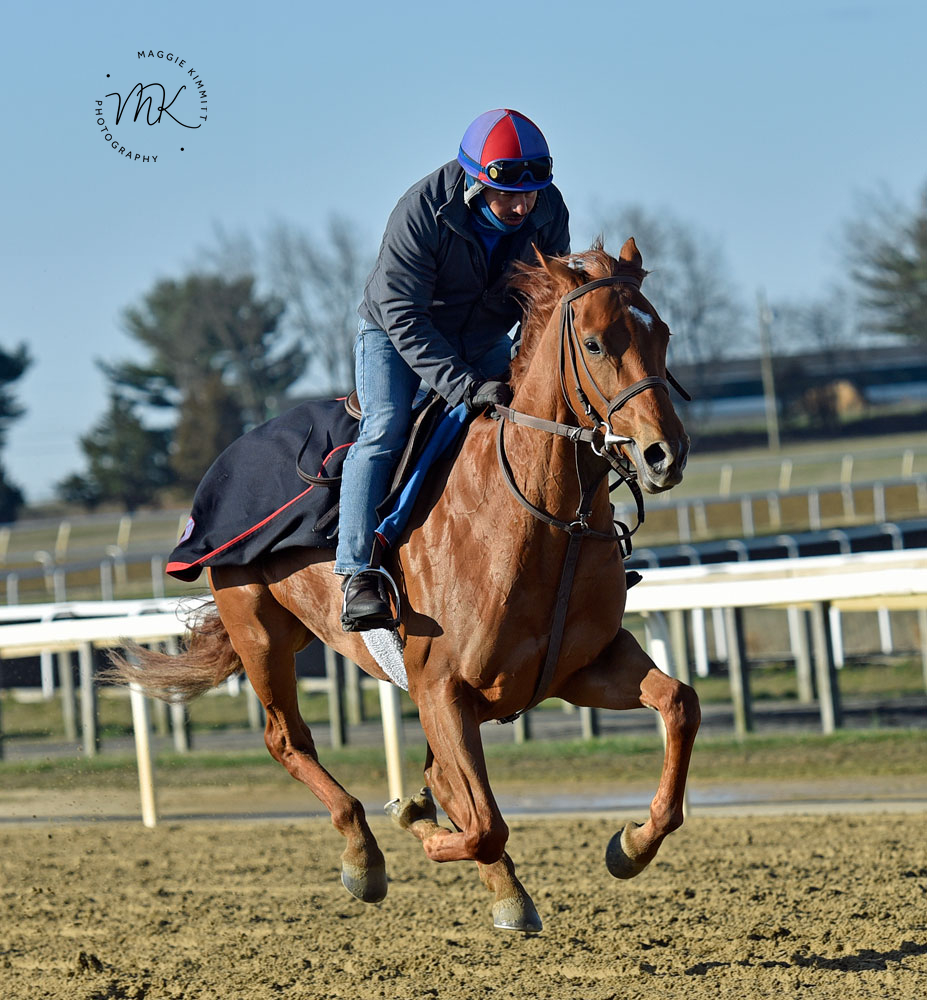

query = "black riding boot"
[[341, 571, 395, 632]]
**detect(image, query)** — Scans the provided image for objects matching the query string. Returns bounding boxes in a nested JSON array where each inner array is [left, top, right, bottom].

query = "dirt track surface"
[[2, 811, 926, 999]]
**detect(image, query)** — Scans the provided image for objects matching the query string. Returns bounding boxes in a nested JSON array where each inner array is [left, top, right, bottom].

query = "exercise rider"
[[336, 108, 571, 630]]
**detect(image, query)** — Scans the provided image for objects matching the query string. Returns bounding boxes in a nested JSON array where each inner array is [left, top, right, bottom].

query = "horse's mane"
[[507, 240, 647, 390]]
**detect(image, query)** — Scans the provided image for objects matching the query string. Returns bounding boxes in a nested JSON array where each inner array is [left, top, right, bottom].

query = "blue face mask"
[[477, 193, 525, 233], [464, 174, 526, 233]]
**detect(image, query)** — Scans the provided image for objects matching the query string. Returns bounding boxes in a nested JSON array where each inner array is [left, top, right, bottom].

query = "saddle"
[[345, 389, 449, 501]]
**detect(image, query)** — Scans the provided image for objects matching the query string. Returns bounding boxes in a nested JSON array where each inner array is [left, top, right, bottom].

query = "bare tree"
[[267, 216, 371, 393], [770, 287, 859, 357], [843, 183, 927, 345], [600, 205, 746, 382], [205, 216, 373, 395]]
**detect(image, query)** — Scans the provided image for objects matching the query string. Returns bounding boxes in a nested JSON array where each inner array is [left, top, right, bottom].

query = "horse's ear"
[[533, 245, 582, 290], [619, 237, 643, 269]]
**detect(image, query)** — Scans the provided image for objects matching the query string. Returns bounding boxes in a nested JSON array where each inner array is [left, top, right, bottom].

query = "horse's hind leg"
[[211, 572, 387, 903], [554, 627, 700, 880]]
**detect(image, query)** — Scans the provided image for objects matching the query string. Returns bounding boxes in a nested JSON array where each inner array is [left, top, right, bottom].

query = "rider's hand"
[[464, 378, 513, 415]]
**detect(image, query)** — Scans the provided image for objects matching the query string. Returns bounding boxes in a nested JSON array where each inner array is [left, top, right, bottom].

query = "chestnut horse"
[[113, 239, 700, 933]]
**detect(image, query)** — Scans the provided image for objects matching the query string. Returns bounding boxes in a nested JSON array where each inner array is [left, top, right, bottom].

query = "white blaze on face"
[[629, 305, 654, 331]]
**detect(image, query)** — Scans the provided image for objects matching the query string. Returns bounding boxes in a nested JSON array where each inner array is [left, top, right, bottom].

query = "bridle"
[[558, 275, 691, 446], [492, 272, 690, 723]]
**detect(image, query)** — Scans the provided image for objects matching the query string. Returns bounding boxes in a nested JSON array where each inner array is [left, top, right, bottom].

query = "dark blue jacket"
[[359, 160, 570, 406]]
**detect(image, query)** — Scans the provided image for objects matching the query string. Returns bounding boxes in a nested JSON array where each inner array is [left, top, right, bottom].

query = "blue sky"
[[3, 0, 926, 502]]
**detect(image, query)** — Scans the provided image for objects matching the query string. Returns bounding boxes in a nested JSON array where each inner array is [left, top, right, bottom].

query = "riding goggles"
[[483, 156, 553, 186]]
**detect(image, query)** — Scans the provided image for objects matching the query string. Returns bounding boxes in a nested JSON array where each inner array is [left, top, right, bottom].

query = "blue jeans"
[[334, 320, 515, 575]]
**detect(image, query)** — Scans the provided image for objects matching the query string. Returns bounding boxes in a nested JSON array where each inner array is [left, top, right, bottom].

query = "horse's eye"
[[583, 338, 603, 355]]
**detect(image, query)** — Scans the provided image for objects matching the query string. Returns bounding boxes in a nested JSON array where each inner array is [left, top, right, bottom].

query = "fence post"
[[344, 658, 364, 725], [828, 605, 845, 668], [513, 712, 531, 744], [877, 607, 894, 655], [166, 637, 190, 752], [808, 490, 822, 530], [245, 678, 265, 730], [324, 645, 346, 748], [810, 601, 842, 733], [786, 607, 815, 703], [919, 607, 927, 696], [151, 693, 170, 736], [873, 484, 886, 523], [841, 484, 856, 520], [690, 608, 710, 678], [723, 606, 753, 737], [694, 501, 709, 537], [719, 464, 733, 496], [580, 706, 600, 740], [169, 701, 190, 752], [378, 680, 404, 802], [711, 607, 728, 663], [78, 642, 99, 757], [668, 609, 692, 685], [766, 492, 781, 530], [0, 660, 4, 760], [129, 681, 158, 828], [40, 650, 55, 699], [676, 503, 691, 543], [57, 650, 78, 740], [150, 556, 166, 599], [100, 560, 114, 601], [740, 497, 755, 538]]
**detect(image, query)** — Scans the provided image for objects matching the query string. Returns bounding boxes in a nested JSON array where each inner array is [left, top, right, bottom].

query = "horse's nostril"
[[643, 441, 672, 470]]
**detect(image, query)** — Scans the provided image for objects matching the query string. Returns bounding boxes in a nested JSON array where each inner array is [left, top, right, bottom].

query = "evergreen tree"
[[0, 343, 31, 521], [170, 371, 244, 491], [105, 273, 305, 428], [88, 272, 306, 498], [58, 392, 174, 512]]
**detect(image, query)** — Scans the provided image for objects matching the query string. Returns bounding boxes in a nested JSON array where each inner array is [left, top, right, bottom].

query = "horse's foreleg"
[[387, 749, 541, 933], [554, 627, 701, 879], [212, 579, 387, 903], [396, 683, 508, 865]]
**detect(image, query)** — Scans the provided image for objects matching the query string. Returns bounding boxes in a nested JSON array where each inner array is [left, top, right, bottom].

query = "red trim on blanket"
[[166, 441, 353, 574]]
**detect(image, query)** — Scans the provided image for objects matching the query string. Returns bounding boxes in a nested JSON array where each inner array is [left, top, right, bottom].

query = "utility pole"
[[757, 289, 780, 451]]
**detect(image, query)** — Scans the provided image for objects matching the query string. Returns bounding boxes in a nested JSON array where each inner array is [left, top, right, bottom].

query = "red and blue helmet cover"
[[457, 109, 552, 191]]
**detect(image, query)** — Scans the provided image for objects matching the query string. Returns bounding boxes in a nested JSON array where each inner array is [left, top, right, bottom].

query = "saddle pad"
[[165, 397, 470, 583], [166, 398, 356, 581]]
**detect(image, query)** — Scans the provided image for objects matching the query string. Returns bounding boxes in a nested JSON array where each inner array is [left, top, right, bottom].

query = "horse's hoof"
[[492, 896, 543, 934], [605, 821, 648, 880], [341, 860, 388, 903], [385, 787, 437, 829]]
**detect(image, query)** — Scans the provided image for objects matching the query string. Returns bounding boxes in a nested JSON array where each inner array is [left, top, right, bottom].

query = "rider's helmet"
[[457, 109, 553, 192]]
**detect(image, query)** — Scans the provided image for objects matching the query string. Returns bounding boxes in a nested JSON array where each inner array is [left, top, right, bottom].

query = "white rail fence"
[[1, 550, 925, 826]]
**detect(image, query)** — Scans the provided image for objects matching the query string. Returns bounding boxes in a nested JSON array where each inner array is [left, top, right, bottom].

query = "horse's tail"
[[104, 599, 243, 703]]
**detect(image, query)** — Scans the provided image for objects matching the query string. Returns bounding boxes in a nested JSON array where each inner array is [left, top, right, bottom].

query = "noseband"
[[492, 272, 690, 724]]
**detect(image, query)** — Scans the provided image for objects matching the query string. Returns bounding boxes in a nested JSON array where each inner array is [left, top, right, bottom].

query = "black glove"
[[464, 378, 513, 415]]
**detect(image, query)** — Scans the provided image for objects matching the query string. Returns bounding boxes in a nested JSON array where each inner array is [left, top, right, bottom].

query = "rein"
[[493, 272, 689, 724]]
